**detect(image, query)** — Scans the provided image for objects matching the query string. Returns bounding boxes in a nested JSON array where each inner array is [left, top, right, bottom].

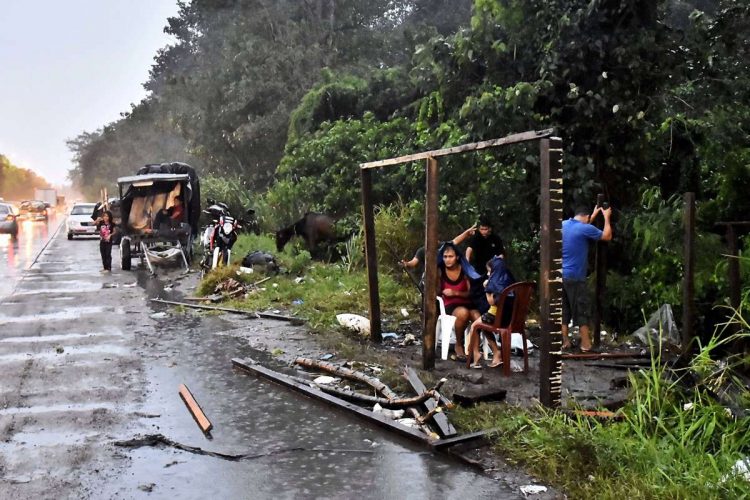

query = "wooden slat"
[[359, 129, 554, 169], [682, 192, 696, 355], [231, 358, 434, 445], [178, 384, 213, 433], [562, 351, 649, 360], [403, 367, 456, 438], [150, 298, 303, 324]]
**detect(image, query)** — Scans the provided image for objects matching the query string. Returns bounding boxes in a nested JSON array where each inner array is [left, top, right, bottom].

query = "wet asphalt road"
[[0, 219, 523, 499]]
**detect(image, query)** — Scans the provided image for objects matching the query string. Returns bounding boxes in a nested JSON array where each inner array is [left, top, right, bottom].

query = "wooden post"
[[361, 168, 382, 343], [682, 192, 696, 355], [726, 224, 741, 337], [539, 137, 564, 408], [423, 157, 439, 369], [593, 193, 608, 347]]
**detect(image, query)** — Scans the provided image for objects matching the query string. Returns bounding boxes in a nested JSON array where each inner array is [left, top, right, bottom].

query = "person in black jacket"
[[95, 211, 117, 273]]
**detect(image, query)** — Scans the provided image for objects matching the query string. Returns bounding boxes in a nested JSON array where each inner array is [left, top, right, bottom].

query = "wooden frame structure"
[[359, 129, 565, 407]]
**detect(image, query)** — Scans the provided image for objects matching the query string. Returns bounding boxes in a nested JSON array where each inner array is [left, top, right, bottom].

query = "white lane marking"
[[0, 331, 123, 343], [0, 306, 125, 323], [0, 345, 130, 363]]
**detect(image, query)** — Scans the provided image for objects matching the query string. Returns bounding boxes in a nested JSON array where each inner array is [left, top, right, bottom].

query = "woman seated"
[[467, 256, 516, 368], [438, 241, 481, 361]]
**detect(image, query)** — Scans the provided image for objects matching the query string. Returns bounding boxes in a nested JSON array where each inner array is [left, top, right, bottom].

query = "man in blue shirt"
[[561, 204, 612, 352]]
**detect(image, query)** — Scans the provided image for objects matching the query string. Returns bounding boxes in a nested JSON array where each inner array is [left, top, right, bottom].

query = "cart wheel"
[[121, 239, 132, 270]]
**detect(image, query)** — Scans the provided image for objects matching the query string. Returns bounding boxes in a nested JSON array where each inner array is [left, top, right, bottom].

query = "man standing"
[[561, 204, 612, 352], [465, 217, 506, 274]]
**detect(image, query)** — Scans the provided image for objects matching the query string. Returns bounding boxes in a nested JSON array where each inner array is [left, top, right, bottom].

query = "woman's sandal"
[[489, 360, 503, 368], [469, 362, 483, 369], [451, 353, 468, 362]]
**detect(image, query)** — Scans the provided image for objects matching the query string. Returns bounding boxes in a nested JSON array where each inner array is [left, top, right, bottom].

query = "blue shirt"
[[562, 218, 603, 280]]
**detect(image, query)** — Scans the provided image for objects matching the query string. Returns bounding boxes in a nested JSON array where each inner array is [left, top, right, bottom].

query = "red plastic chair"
[[466, 281, 535, 376]]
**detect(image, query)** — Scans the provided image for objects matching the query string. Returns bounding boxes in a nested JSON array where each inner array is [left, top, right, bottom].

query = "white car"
[[66, 203, 98, 239]]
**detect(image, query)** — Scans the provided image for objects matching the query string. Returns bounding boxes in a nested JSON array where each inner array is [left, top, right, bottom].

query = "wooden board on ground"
[[562, 351, 648, 360], [178, 384, 213, 433], [403, 367, 457, 438], [431, 429, 499, 450], [452, 388, 507, 407], [232, 358, 434, 446]]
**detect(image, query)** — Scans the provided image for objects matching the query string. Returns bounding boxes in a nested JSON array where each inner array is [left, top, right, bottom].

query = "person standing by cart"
[[96, 210, 117, 273]]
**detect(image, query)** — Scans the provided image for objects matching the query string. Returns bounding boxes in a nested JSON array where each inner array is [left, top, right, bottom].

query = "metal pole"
[[361, 168, 382, 343], [423, 157, 439, 369], [539, 138, 564, 407]]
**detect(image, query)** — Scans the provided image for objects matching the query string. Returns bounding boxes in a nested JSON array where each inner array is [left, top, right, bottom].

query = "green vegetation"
[[0, 154, 50, 199], [451, 298, 750, 498]]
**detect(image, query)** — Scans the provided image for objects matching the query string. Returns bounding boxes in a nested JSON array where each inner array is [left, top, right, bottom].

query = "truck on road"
[[34, 188, 57, 208]]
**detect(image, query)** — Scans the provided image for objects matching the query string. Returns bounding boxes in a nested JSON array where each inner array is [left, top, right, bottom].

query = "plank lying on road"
[[178, 384, 213, 433], [151, 298, 304, 324], [231, 358, 435, 446]]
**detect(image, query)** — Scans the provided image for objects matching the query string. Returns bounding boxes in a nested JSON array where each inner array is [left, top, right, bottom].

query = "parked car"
[[0, 202, 19, 238], [66, 202, 98, 239], [18, 200, 48, 221]]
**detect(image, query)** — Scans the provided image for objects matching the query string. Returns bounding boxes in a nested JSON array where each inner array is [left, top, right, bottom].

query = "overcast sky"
[[0, 0, 180, 186]]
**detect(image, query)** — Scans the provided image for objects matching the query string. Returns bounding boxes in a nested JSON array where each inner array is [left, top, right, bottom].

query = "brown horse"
[[275, 212, 340, 255]]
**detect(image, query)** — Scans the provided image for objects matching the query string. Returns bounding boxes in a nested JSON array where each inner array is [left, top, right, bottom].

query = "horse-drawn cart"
[[118, 163, 200, 272]]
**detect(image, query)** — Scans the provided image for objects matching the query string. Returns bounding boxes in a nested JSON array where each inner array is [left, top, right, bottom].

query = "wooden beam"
[[231, 358, 434, 445], [150, 298, 303, 324], [682, 192, 696, 355], [538, 137, 564, 408], [423, 157, 439, 369], [431, 428, 498, 450], [360, 129, 554, 169], [403, 367, 456, 438], [178, 384, 213, 433], [360, 168, 382, 342]]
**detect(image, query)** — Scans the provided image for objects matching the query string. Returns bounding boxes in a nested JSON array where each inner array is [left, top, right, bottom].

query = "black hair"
[[574, 205, 590, 216], [478, 215, 493, 227], [102, 210, 113, 220]]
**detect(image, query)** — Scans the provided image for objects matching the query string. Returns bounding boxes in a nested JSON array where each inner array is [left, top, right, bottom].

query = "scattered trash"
[[396, 418, 419, 428], [520, 484, 548, 496], [632, 304, 680, 351], [372, 403, 405, 420], [55, 346, 64, 354], [293, 277, 305, 284], [123, 282, 137, 288], [723, 457, 750, 483], [214, 278, 247, 298], [271, 348, 284, 356], [163, 284, 174, 291], [138, 484, 156, 493], [272, 283, 279, 288], [292, 299, 304, 305], [319, 353, 335, 361], [237, 266, 254, 275], [336, 313, 371, 337], [150, 312, 169, 319], [242, 251, 280, 273], [401, 333, 416, 346], [400, 308, 409, 317], [313, 376, 338, 385], [510, 333, 534, 355], [381, 332, 400, 340], [102, 283, 119, 289]]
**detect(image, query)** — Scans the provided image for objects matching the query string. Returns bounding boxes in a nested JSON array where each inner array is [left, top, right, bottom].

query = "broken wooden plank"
[[562, 351, 649, 360], [178, 384, 213, 433], [295, 357, 399, 400], [151, 298, 304, 324], [404, 367, 457, 438], [431, 428, 499, 450], [569, 409, 625, 421], [232, 358, 434, 446], [452, 388, 507, 407]]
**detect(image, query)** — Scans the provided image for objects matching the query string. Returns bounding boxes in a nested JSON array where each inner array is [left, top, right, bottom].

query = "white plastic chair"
[[435, 297, 489, 360]]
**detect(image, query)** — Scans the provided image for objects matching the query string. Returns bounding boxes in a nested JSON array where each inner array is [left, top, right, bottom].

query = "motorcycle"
[[199, 199, 258, 272]]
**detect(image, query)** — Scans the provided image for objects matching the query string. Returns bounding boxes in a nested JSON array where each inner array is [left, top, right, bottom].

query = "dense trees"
[[0, 155, 49, 200], [68, 0, 748, 334]]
